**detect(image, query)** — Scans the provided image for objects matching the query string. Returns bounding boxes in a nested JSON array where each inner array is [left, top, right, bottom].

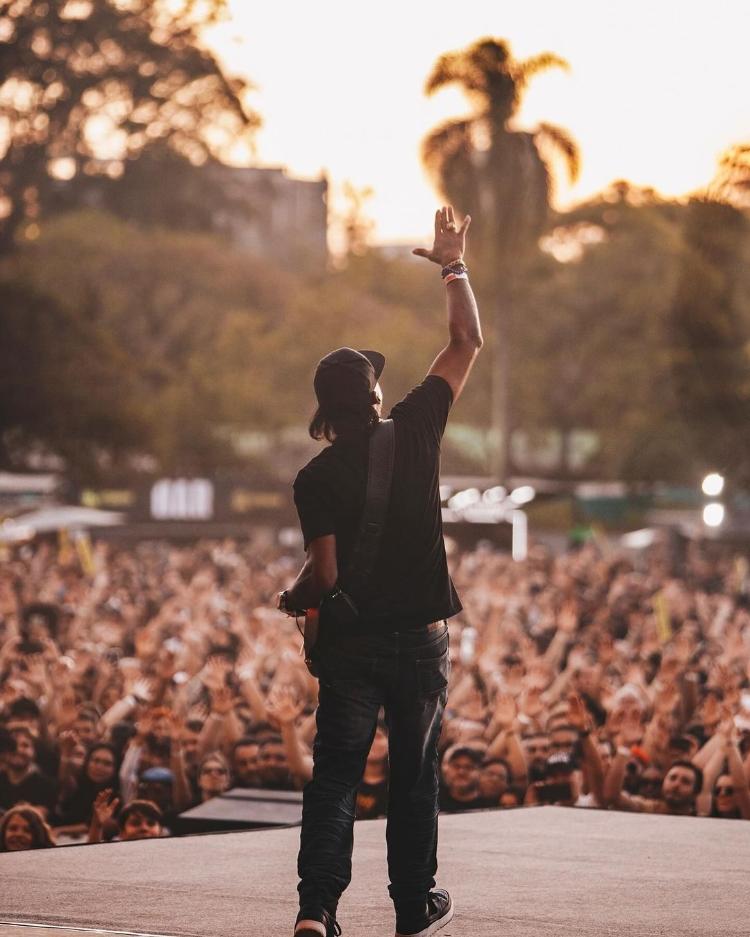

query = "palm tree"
[[709, 142, 750, 208], [421, 38, 580, 479]]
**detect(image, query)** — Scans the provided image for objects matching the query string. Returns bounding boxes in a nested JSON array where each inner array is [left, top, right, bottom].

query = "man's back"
[[287, 205, 480, 937], [293, 375, 461, 629]]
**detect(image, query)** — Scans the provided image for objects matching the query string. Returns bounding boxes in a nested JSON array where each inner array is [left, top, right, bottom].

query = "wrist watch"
[[278, 590, 302, 617]]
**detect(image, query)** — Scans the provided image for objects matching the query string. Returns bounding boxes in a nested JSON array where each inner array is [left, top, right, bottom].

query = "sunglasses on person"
[[715, 785, 734, 796], [201, 766, 228, 775]]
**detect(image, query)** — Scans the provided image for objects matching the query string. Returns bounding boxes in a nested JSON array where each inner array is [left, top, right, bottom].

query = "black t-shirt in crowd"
[[293, 375, 461, 631], [438, 784, 494, 812], [356, 777, 388, 819], [0, 768, 58, 813]]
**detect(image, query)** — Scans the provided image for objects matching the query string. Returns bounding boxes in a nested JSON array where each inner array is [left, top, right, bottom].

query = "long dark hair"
[[0, 805, 56, 851], [57, 742, 120, 825], [309, 402, 378, 442]]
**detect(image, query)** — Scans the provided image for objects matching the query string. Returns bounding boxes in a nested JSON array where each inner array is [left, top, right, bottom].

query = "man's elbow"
[[451, 332, 483, 351]]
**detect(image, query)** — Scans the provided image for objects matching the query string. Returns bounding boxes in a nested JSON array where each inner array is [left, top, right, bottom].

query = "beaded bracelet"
[[441, 259, 468, 279]]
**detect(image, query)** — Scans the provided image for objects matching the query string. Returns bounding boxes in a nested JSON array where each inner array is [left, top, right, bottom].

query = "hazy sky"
[[204, 1, 748, 243]]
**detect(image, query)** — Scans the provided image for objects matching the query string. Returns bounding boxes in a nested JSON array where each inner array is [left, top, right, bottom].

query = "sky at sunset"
[[203, 1, 749, 243]]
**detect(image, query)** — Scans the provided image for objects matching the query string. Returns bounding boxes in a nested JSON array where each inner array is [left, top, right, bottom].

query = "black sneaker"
[[294, 908, 342, 937], [395, 889, 453, 937]]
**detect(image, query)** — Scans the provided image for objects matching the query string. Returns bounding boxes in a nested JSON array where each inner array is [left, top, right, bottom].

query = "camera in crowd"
[[532, 751, 579, 804]]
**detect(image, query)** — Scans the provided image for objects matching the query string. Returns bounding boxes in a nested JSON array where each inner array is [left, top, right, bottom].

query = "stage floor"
[[2, 805, 748, 937]]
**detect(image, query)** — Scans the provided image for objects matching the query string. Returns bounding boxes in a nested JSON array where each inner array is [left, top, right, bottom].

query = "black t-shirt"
[[293, 375, 462, 630], [356, 778, 388, 819], [0, 769, 58, 813], [439, 785, 494, 812]]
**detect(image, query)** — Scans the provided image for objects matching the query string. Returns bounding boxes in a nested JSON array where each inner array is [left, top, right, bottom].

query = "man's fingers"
[[460, 214, 472, 234], [447, 205, 455, 225], [412, 248, 430, 258], [434, 209, 441, 239]]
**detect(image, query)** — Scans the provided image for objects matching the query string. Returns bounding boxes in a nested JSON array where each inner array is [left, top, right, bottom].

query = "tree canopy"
[[0, 0, 258, 251]]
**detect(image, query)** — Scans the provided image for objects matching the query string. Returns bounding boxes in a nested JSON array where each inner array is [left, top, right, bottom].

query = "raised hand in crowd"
[[3, 533, 750, 854], [87, 789, 120, 844]]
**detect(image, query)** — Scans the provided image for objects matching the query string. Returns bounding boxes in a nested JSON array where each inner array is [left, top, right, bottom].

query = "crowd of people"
[[1, 533, 750, 853]]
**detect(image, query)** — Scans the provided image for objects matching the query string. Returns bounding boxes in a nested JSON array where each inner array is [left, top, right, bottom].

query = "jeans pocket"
[[415, 648, 450, 698]]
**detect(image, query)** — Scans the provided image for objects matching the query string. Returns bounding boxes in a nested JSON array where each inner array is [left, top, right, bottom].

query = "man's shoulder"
[[389, 375, 453, 417], [388, 375, 453, 440], [294, 446, 335, 487]]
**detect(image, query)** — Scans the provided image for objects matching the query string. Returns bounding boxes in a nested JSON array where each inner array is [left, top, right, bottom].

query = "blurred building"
[[206, 165, 328, 266], [51, 160, 328, 267]]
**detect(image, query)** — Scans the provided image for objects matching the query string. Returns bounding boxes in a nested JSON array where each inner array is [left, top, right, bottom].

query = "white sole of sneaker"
[[294, 921, 327, 937], [394, 903, 454, 937]]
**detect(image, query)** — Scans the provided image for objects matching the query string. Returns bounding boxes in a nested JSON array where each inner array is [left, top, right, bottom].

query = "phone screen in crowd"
[[537, 781, 573, 804]]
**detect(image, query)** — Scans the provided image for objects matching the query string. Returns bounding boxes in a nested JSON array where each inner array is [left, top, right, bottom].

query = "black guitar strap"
[[343, 418, 395, 599]]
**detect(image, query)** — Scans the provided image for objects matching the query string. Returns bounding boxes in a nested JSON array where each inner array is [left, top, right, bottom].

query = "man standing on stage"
[[278, 206, 482, 937]]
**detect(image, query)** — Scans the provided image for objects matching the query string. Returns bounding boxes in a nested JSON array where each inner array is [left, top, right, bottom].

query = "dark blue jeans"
[[297, 620, 450, 917]]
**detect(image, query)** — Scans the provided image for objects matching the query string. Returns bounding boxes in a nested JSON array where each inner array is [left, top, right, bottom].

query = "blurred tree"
[[513, 175, 750, 485], [8, 192, 743, 487], [0, 0, 258, 252], [337, 181, 375, 258], [0, 210, 455, 481], [48, 138, 236, 233], [2, 211, 281, 478], [710, 142, 750, 210], [420, 37, 580, 478], [518, 183, 692, 480], [0, 277, 147, 479], [667, 193, 750, 487], [0, 210, 433, 477]]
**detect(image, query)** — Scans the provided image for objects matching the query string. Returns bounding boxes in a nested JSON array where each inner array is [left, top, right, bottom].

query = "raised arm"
[[725, 733, 750, 820], [413, 206, 482, 403], [266, 686, 313, 787], [568, 694, 605, 807], [602, 713, 646, 811]]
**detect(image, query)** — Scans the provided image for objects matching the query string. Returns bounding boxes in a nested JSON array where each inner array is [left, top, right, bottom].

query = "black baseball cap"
[[313, 347, 385, 414], [545, 752, 576, 775]]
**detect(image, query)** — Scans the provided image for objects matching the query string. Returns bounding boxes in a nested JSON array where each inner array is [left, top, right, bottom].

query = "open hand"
[[131, 677, 155, 704], [23, 653, 50, 691], [266, 684, 304, 727], [520, 686, 544, 719], [236, 647, 257, 682], [209, 684, 235, 716], [201, 655, 229, 692], [558, 603, 579, 635], [58, 728, 80, 756], [413, 206, 470, 267], [492, 691, 518, 731], [616, 711, 644, 748], [567, 693, 593, 733], [526, 661, 551, 692], [92, 789, 120, 826]]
